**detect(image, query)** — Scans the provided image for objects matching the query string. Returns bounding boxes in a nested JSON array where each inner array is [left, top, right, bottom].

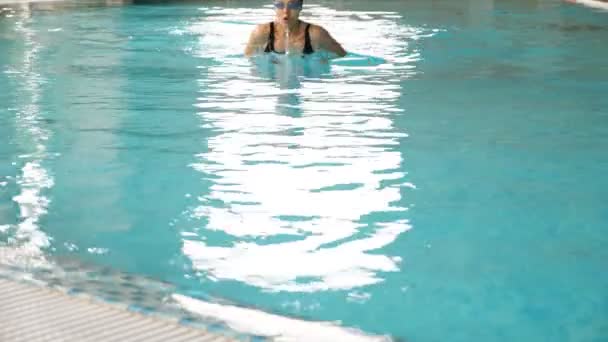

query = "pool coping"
[[0, 277, 238, 342]]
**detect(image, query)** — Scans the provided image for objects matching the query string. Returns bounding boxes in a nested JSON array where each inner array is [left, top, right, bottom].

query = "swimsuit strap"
[[303, 24, 314, 54], [264, 21, 275, 53]]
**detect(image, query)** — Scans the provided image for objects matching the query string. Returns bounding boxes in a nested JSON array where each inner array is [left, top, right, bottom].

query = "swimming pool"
[[1, 0, 607, 340]]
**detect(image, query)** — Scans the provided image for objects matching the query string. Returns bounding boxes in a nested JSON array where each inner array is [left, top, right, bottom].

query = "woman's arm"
[[312, 25, 347, 57], [245, 24, 270, 57]]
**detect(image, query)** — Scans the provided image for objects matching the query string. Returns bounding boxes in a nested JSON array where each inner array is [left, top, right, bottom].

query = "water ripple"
[[2, 11, 53, 270], [181, 6, 429, 293]]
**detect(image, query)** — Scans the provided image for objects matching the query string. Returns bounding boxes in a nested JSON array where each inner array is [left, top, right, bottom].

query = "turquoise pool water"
[[1, 0, 607, 341]]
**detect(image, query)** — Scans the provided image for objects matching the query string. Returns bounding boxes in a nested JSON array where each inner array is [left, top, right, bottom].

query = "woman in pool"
[[245, 0, 347, 57]]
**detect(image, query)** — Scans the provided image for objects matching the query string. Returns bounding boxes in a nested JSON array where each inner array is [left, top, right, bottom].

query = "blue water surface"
[[1, 0, 607, 341]]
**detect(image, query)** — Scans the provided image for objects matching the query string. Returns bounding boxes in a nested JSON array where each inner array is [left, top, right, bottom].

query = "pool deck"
[[0, 277, 235, 342]]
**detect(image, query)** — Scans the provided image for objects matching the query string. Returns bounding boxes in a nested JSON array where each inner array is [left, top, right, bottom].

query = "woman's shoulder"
[[301, 22, 347, 57], [251, 22, 272, 37], [303, 22, 330, 39]]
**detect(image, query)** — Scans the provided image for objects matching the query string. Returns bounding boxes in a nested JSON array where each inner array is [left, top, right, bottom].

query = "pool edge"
[[0, 277, 239, 342]]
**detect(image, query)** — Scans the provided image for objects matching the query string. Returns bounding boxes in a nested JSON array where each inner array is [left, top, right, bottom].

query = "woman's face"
[[274, 0, 302, 25]]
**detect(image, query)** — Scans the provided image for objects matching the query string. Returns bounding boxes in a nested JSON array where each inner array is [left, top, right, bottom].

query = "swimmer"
[[244, 0, 347, 57]]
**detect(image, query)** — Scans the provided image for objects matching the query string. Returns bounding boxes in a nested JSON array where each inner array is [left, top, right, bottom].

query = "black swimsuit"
[[264, 22, 314, 55]]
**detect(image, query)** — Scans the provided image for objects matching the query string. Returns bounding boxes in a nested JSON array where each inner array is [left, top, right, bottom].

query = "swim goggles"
[[273, 1, 303, 10]]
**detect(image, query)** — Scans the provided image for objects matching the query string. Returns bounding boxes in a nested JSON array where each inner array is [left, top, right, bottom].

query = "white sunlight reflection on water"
[[1, 9, 53, 268], [181, 5, 429, 293]]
